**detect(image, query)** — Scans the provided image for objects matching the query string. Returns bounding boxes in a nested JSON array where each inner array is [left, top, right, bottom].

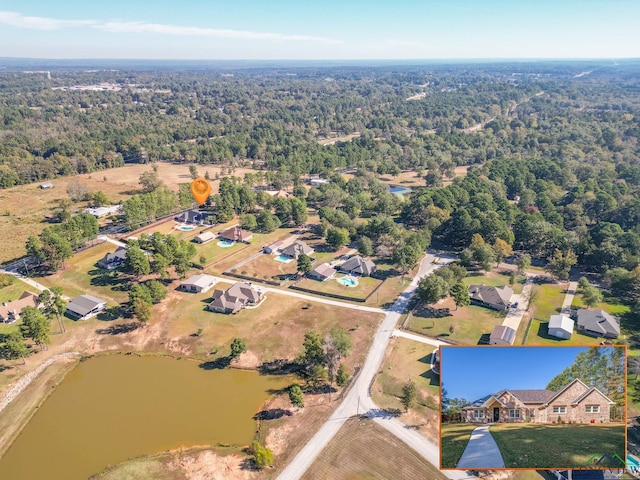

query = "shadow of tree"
[[253, 408, 293, 420], [96, 322, 142, 335], [259, 359, 300, 376], [418, 353, 433, 365], [88, 268, 130, 292], [364, 408, 402, 419], [97, 306, 123, 322], [239, 458, 257, 471], [420, 369, 440, 386], [413, 305, 451, 319], [199, 356, 232, 370]]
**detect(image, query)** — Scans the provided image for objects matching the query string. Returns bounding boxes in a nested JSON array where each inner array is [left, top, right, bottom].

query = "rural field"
[[371, 337, 440, 440], [302, 417, 447, 480], [0, 162, 259, 264]]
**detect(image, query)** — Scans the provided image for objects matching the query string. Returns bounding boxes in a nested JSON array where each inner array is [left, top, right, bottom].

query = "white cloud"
[[0, 11, 96, 30], [0, 11, 339, 44]]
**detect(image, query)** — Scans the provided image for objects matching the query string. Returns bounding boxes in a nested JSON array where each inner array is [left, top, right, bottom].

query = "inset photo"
[[440, 346, 626, 470]]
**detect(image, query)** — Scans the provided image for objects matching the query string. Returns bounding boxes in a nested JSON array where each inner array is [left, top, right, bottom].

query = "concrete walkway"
[[501, 277, 533, 331], [391, 329, 449, 347], [561, 281, 578, 314], [456, 425, 505, 468]]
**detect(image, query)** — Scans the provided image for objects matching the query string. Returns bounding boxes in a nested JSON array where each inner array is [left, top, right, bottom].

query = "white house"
[[179, 274, 217, 294], [66, 295, 107, 320], [548, 314, 574, 339]]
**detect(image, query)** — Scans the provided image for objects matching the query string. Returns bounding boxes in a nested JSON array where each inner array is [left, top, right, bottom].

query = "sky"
[[0, 1, 639, 60], [441, 346, 590, 402]]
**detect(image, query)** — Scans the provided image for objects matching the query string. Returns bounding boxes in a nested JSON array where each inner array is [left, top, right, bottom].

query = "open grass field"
[[572, 291, 631, 317], [302, 417, 447, 480], [36, 242, 129, 305], [295, 274, 382, 302], [489, 423, 625, 468], [524, 282, 576, 345], [440, 423, 478, 468], [462, 269, 527, 294], [161, 286, 384, 367], [0, 163, 261, 264], [0, 277, 38, 304], [407, 297, 506, 345], [316, 132, 361, 146], [371, 337, 440, 440]]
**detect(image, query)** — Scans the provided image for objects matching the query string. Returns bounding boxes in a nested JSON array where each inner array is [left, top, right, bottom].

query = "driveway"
[[456, 425, 505, 468], [501, 277, 533, 331]]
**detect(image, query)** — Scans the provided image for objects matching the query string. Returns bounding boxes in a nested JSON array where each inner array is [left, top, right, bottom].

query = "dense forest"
[[1, 61, 640, 299]]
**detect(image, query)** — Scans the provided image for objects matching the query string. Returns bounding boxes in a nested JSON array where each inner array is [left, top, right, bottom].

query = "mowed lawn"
[[0, 278, 39, 335], [36, 243, 129, 305], [237, 252, 298, 281], [489, 423, 625, 468], [525, 282, 572, 345], [295, 274, 382, 302], [440, 423, 478, 468], [463, 270, 527, 294], [303, 417, 447, 480], [408, 297, 506, 345]]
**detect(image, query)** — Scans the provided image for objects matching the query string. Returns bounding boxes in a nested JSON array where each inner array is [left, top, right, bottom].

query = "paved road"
[[561, 281, 578, 314], [276, 253, 470, 480], [456, 425, 505, 468], [98, 235, 127, 248], [392, 329, 450, 347], [501, 276, 533, 331]]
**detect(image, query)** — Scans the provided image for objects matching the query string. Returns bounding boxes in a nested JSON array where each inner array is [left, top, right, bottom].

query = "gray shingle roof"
[[67, 294, 106, 316], [339, 255, 376, 276], [490, 325, 516, 344], [468, 284, 513, 308], [576, 309, 620, 337], [508, 389, 555, 403]]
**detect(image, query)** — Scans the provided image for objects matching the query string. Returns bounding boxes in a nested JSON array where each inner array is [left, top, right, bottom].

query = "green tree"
[[517, 254, 531, 274], [473, 243, 496, 272], [401, 380, 418, 411], [545, 249, 577, 280], [582, 286, 603, 308], [326, 227, 350, 250], [578, 277, 590, 290], [308, 364, 329, 389], [145, 280, 168, 304], [230, 338, 247, 358], [297, 253, 313, 274], [288, 383, 305, 408], [492, 238, 513, 266], [417, 275, 449, 305], [2, 331, 29, 364], [132, 297, 151, 324], [336, 363, 349, 387], [189, 165, 199, 179], [302, 330, 325, 366], [249, 441, 273, 469], [357, 236, 374, 257], [20, 306, 51, 350], [239, 214, 257, 231], [449, 282, 471, 310], [138, 170, 164, 193], [256, 210, 279, 233], [124, 246, 151, 278]]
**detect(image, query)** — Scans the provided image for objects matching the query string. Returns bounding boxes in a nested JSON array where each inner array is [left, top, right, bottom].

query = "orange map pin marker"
[[190, 177, 211, 205]]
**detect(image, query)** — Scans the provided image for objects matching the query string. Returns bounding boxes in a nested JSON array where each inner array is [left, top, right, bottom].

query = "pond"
[[388, 185, 412, 195], [0, 355, 292, 480]]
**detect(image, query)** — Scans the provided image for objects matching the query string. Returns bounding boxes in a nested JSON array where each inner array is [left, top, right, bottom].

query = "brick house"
[[462, 379, 614, 424]]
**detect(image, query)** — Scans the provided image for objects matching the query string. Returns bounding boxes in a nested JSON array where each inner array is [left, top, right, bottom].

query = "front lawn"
[[528, 282, 567, 320], [233, 251, 298, 282], [0, 277, 37, 303], [463, 270, 527, 295], [525, 319, 603, 346], [295, 274, 382, 302], [407, 297, 506, 344], [440, 423, 478, 468], [489, 423, 625, 469]]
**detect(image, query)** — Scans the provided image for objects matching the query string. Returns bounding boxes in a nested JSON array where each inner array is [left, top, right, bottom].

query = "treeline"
[[0, 61, 638, 188]]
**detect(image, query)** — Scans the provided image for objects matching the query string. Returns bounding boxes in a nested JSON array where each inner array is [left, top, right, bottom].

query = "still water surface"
[[0, 354, 291, 479]]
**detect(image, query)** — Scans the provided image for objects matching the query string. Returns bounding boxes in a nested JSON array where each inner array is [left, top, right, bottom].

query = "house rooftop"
[[67, 294, 106, 316], [490, 325, 516, 344], [181, 274, 216, 289], [576, 309, 620, 336]]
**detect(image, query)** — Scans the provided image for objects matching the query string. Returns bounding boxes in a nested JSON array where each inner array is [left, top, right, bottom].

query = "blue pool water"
[[275, 254, 293, 263], [176, 224, 195, 231], [217, 240, 234, 247], [337, 277, 358, 287]]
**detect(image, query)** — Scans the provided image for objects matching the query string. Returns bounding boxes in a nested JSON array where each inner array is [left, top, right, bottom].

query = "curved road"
[[277, 253, 472, 480]]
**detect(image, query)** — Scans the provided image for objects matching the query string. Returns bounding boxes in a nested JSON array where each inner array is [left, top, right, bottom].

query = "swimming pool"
[[176, 224, 195, 231], [275, 254, 293, 263], [217, 240, 234, 247], [337, 276, 358, 287]]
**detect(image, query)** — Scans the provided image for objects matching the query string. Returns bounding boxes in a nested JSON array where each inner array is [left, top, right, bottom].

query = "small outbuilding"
[[39, 182, 54, 189], [489, 325, 516, 345], [194, 231, 215, 244], [264, 240, 284, 254], [66, 294, 107, 320], [548, 314, 574, 339], [179, 274, 217, 294]]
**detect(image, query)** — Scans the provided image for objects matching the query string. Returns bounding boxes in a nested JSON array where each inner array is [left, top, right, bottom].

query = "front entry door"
[[493, 407, 500, 422]]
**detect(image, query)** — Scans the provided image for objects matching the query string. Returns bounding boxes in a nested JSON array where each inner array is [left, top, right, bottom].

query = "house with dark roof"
[[218, 226, 253, 243], [0, 292, 39, 324], [208, 282, 264, 314], [65, 294, 107, 320], [175, 209, 205, 225], [308, 263, 337, 281], [179, 274, 217, 294], [338, 255, 376, 277], [489, 325, 516, 345], [468, 285, 513, 310], [463, 378, 614, 424], [97, 247, 127, 270], [575, 309, 620, 339], [280, 241, 314, 259]]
